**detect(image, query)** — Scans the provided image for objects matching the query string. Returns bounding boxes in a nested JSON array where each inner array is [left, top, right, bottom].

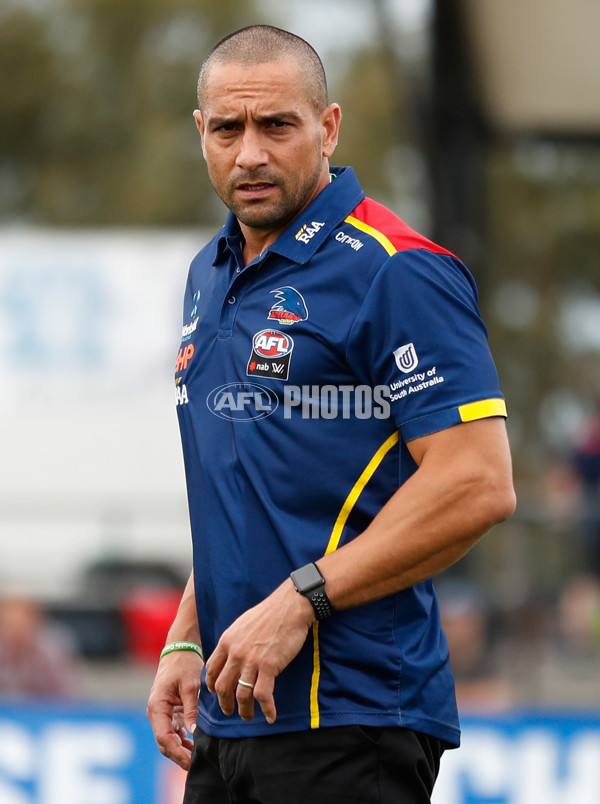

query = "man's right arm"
[[146, 570, 202, 770]]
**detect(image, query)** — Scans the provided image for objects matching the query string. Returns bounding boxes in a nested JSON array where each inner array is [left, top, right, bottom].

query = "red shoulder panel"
[[350, 197, 455, 257]]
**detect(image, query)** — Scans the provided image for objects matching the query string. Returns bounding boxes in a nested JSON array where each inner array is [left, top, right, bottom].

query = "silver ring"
[[237, 679, 254, 689]]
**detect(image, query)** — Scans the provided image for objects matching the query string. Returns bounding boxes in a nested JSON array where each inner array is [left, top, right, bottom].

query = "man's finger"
[[253, 673, 277, 725], [214, 670, 237, 716], [156, 732, 194, 770], [175, 725, 195, 752], [235, 672, 257, 721], [180, 679, 201, 733], [148, 708, 177, 743], [205, 645, 227, 693], [148, 703, 195, 768]]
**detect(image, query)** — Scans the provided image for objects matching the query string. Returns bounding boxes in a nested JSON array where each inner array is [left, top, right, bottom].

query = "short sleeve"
[[346, 249, 506, 441]]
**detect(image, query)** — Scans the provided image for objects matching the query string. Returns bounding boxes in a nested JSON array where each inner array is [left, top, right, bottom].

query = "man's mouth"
[[236, 182, 276, 195]]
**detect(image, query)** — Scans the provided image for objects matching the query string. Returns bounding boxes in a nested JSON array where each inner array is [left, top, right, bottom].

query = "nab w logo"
[[393, 343, 419, 373]]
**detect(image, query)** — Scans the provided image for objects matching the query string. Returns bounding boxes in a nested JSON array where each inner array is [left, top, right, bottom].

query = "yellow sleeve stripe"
[[344, 215, 397, 256], [458, 398, 507, 422], [310, 429, 400, 729]]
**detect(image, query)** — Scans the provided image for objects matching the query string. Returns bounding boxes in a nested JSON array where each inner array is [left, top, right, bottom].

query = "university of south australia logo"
[[393, 343, 419, 373], [247, 329, 294, 381]]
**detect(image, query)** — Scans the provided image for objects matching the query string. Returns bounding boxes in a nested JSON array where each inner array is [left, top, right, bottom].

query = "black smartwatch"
[[290, 562, 334, 620]]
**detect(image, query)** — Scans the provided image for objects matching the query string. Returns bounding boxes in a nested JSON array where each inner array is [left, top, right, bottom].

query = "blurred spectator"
[[570, 413, 600, 575], [0, 593, 79, 698], [556, 574, 600, 657], [437, 579, 513, 712]]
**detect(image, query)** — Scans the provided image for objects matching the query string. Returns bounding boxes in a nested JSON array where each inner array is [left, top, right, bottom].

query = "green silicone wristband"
[[159, 641, 203, 661]]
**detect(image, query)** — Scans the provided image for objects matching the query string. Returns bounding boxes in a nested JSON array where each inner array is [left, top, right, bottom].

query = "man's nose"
[[235, 129, 268, 171]]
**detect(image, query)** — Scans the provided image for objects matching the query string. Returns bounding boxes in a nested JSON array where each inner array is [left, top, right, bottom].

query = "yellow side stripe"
[[309, 622, 320, 729], [345, 215, 397, 257], [310, 430, 400, 728], [325, 430, 400, 556], [459, 398, 507, 423]]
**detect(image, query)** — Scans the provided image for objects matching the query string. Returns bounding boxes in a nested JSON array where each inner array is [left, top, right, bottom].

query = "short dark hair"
[[197, 25, 329, 113]]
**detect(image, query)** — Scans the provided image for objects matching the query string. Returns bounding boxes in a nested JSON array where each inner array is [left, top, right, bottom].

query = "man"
[[147, 25, 516, 804]]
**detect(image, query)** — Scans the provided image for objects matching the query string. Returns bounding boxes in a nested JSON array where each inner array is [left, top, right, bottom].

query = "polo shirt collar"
[[213, 166, 365, 268], [213, 217, 243, 266]]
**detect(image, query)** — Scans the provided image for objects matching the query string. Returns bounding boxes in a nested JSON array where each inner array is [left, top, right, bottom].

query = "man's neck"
[[240, 225, 284, 266]]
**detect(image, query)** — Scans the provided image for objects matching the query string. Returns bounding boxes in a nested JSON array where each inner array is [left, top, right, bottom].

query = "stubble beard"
[[213, 152, 324, 232]]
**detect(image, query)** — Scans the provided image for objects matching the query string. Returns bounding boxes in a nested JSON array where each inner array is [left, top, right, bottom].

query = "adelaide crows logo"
[[267, 287, 308, 326]]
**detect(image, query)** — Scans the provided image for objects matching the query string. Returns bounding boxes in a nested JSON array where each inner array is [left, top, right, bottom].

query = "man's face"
[[195, 58, 339, 234]]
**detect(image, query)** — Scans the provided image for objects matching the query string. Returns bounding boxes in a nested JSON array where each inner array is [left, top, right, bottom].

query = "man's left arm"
[[317, 416, 515, 606], [205, 415, 515, 723]]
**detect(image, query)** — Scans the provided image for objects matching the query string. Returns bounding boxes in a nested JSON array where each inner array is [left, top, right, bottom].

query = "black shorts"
[[182, 724, 448, 804]]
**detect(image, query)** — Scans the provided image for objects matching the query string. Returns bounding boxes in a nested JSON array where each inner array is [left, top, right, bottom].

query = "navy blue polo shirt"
[[175, 167, 506, 744]]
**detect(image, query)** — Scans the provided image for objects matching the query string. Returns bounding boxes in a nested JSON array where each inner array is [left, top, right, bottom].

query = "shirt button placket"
[[218, 253, 262, 335], [218, 276, 245, 335]]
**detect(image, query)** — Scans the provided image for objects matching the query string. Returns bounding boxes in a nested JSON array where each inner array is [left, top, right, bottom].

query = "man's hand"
[[146, 651, 203, 770], [205, 579, 314, 724]]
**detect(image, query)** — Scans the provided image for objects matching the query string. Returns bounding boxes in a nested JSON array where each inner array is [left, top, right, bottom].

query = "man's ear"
[[321, 103, 342, 159], [193, 110, 207, 159]]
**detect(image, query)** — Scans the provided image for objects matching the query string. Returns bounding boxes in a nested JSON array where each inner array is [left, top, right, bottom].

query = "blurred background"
[[1, 0, 600, 802]]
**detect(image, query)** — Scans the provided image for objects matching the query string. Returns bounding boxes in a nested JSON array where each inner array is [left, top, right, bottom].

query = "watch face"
[[292, 563, 323, 593]]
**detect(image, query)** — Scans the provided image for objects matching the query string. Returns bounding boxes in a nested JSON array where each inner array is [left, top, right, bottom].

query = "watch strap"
[[306, 585, 334, 620]]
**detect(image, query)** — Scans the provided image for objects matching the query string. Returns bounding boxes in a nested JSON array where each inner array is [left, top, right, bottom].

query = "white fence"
[[0, 228, 208, 598]]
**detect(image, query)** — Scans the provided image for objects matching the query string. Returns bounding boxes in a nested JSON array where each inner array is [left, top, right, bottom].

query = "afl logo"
[[207, 382, 279, 421], [252, 329, 294, 358]]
